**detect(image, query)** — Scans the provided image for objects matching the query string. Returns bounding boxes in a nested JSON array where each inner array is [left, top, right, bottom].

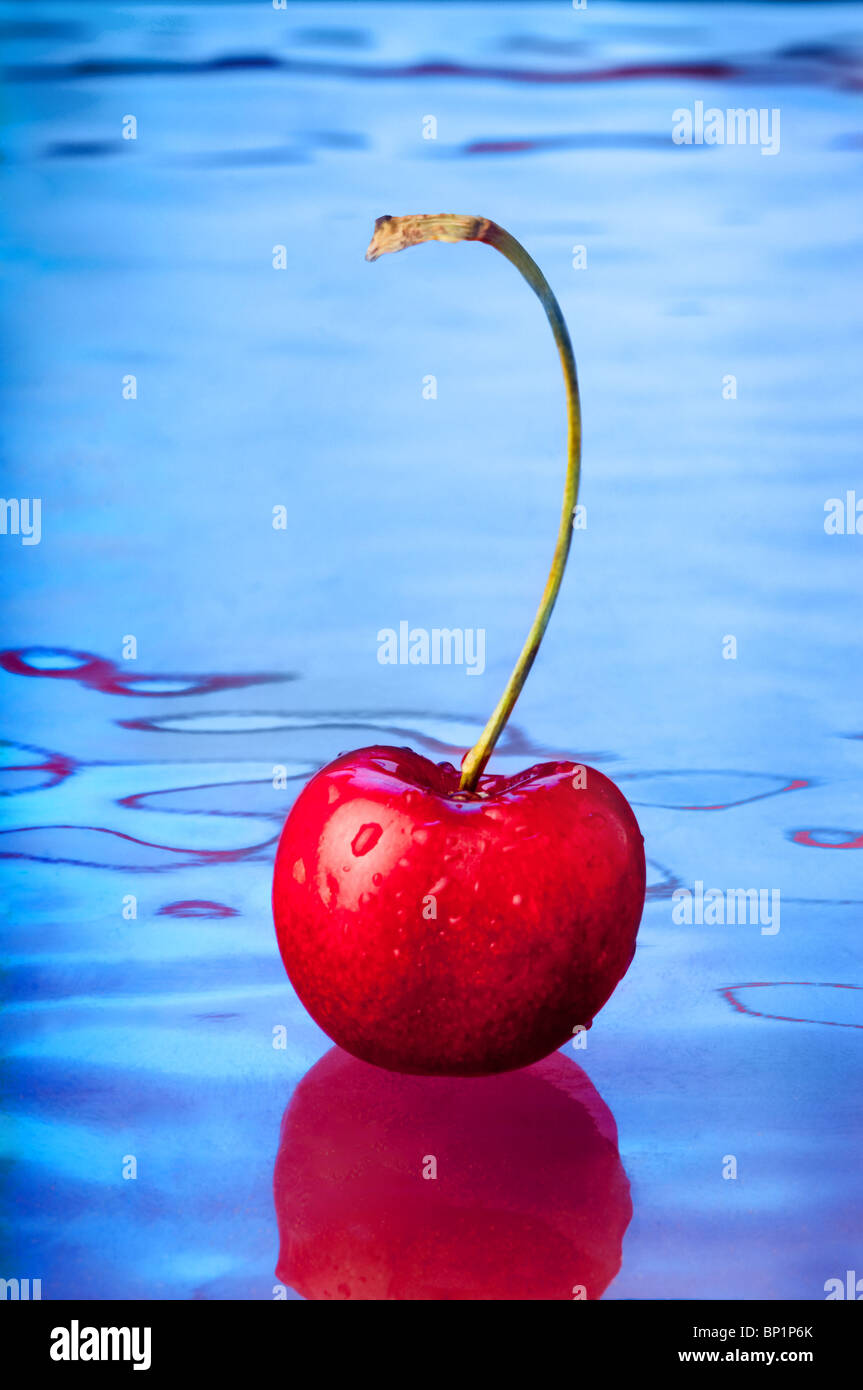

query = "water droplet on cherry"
[[351, 823, 382, 857]]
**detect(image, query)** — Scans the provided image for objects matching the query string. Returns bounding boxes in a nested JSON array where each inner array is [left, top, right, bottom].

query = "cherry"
[[273, 214, 646, 1075], [274, 746, 644, 1074]]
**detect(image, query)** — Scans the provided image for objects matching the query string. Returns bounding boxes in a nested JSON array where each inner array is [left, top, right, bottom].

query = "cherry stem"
[[366, 214, 582, 792]]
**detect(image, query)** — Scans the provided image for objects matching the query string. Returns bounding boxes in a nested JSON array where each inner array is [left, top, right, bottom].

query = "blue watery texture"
[[1, 2, 861, 1300]]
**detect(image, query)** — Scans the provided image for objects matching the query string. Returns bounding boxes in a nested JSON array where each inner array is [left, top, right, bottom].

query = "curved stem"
[[366, 214, 582, 792]]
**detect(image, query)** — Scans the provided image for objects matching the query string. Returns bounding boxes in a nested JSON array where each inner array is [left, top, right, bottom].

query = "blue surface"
[[1, 2, 862, 1299]]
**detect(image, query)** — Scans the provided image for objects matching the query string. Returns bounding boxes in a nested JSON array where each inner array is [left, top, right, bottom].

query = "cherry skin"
[[273, 745, 645, 1076]]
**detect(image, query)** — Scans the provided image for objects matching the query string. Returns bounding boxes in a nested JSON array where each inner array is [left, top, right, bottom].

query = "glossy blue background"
[[1, 2, 861, 1299]]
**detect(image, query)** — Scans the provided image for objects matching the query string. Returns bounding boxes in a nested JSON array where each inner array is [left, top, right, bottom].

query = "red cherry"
[[273, 745, 645, 1075], [274, 1046, 632, 1300], [273, 216, 646, 1074]]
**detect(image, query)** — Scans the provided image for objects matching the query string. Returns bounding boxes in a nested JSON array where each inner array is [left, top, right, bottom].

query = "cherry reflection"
[[274, 1047, 631, 1301]]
